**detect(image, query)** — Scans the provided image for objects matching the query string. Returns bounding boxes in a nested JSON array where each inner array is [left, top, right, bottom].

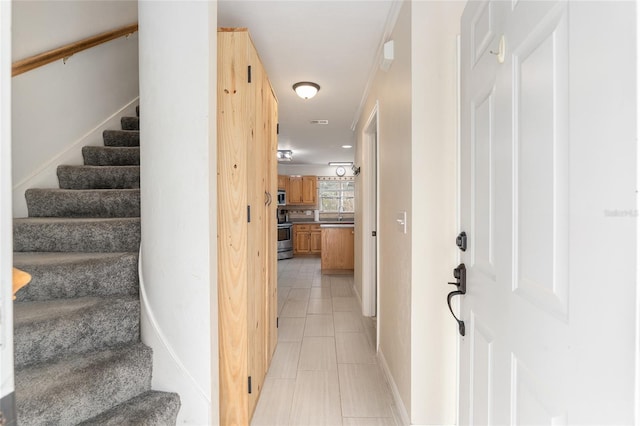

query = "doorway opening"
[[362, 102, 379, 348]]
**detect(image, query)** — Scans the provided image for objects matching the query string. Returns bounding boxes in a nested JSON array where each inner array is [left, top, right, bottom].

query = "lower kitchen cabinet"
[[294, 224, 321, 255], [321, 227, 354, 270]]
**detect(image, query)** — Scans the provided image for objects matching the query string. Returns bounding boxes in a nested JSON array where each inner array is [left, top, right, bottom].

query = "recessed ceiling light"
[[342, 145, 352, 149]]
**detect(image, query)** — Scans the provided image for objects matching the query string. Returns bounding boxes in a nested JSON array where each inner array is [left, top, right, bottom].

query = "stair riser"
[[83, 146, 140, 166], [103, 130, 139, 147], [16, 345, 152, 426], [14, 219, 140, 253], [58, 165, 140, 190], [14, 297, 140, 368], [121, 117, 139, 130], [26, 189, 140, 218], [13, 253, 138, 302]]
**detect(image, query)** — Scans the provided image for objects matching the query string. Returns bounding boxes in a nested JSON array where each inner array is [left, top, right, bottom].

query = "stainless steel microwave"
[[277, 190, 286, 206]]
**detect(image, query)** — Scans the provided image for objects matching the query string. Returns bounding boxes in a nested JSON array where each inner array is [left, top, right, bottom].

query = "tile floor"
[[251, 257, 400, 426]]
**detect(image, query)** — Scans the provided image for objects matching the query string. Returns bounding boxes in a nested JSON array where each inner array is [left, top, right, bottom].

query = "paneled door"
[[459, 1, 636, 424]]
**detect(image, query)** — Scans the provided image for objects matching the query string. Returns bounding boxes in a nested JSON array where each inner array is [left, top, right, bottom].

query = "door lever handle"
[[446, 263, 466, 336]]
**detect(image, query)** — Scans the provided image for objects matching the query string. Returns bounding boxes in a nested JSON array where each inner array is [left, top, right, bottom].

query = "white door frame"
[[361, 102, 379, 330]]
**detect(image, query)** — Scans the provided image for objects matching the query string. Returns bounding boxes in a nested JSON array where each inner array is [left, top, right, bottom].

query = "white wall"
[[11, 0, 139, 216], [355, 1, 463, 424], [355, 1, 413, 419], [410, 2, 464, 424], [0, 0, 14, 404], [138, 2, 217, 424]]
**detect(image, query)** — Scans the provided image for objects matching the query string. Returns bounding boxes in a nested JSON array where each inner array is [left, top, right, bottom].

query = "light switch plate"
[[396, 211, 407, 234]]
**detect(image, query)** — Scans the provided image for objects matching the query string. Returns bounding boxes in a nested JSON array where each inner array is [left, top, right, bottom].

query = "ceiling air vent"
[[310, 120, 329, 125]]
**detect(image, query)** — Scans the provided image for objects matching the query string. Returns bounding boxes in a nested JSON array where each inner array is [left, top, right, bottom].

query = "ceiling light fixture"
[[328, 162, 353, 166], [277, 150, 293, 161], [341, 145, 353, 149], [293, 82, 320, 99]]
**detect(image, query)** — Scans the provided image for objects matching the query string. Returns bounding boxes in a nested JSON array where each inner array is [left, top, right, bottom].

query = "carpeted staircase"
[[12, 108, 181, 425]]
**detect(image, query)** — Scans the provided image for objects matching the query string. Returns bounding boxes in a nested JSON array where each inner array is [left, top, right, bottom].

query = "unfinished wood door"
[[218, 28, 278, 425]]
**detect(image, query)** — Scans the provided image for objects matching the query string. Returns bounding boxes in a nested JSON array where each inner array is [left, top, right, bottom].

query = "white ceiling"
[[218, 1, 395, 166]]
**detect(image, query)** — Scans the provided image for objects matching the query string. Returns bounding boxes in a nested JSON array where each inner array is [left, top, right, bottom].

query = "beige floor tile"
[[333, 311, 364, 333], [335, 332, 376, 364], [331, 283, 354, 297], [298, 336, 337, 371], [310, 287, 332, 299], [267, 342, 301, 379], [278, 317, 306, 342], [307, 298, 333, 314], [292, 279, 313, 288], [281, 299, 309, 317], [342, 418, 396, 426], [338, 364, 392, 418], [304, 314, 335, 337], [333, 296, 359, 312], [287, 288, 311, 301], [289, 370, 342, 426], [251, 378, 295, 426]]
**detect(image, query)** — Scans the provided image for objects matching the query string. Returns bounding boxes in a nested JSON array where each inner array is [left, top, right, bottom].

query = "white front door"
[[459, 1, 637, 424]]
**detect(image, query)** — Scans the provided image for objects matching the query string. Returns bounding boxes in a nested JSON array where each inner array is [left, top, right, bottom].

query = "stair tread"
[[14, 217, 141, 253], [25, 188, 140, 218], [13, 251, 138, 265], [79, 390, 180, 426], [103, 130, 140, 147], [57, 165, 140, 190], [82, 146, 140, 166], [15, 295, 140, 368], [16, 343, 152, 426]]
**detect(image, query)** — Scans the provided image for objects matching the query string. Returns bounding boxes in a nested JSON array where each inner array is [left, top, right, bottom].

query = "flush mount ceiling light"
[[293, 82, 320, 99], [328, 162, 353, 166], [341, 145, 353, 149], [277, 150, 293, 161]]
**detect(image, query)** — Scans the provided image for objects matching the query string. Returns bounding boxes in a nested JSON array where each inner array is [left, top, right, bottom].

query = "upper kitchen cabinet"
[[277, 174, 289, 191], [217, 28, 278, 425], [287, 175, 317, 205]]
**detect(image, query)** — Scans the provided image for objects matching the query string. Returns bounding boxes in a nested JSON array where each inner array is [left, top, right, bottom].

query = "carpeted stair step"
[[83, 146, 140, 166], [26, 188, 140, 218], [16, 343, 152, 426], [14, 217, 140, 252], [121, 116, 139, 130], [13, 252, 138, 302], [103, 130, 140, 147], [58, 165, 140, 189], [14, 295, 140, 368], [79, 390, 181, 426]]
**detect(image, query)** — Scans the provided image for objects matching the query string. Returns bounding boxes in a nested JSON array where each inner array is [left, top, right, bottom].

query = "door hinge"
[[372, 231, 377, 237], [248, 376, 252, 394], [247, 205, 251, 223], [277, 317, 279, 328], [277, 123, 280, 134], [248, 66, 252, 83]]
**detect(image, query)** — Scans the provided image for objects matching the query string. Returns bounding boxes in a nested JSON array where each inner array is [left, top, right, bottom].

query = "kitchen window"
[[318, 178, 355, 213]]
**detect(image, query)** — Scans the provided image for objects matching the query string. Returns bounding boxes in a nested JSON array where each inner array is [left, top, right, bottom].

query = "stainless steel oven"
[[277, 223, 293, 260]]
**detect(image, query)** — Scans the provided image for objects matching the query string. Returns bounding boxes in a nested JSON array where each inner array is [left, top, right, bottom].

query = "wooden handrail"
[[12, 23, 138, 77]]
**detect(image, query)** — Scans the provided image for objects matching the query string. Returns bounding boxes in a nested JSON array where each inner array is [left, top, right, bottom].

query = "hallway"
[[251, 257, 400, 425]]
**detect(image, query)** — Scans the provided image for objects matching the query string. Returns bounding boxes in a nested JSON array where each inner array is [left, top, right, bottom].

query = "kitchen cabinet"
[[277, 175, 288, 191], [294, 224, 321, 255], [287, 175, 317, 205], [217, 28, 278, 424], [321, 226, 355, 271]]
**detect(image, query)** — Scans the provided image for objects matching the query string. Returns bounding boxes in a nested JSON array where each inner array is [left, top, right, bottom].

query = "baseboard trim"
[[378, 350, 411, 426]]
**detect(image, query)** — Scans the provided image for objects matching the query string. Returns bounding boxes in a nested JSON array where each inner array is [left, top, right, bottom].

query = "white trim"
[[12, 97, 139, 216], [138, 246, 210, 403], [351, 0, 404, 131], [378, 350, 410, 426], [635, 2, 640, 422], [362, 102, 379, 320], [455, 33, 462, 426]]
